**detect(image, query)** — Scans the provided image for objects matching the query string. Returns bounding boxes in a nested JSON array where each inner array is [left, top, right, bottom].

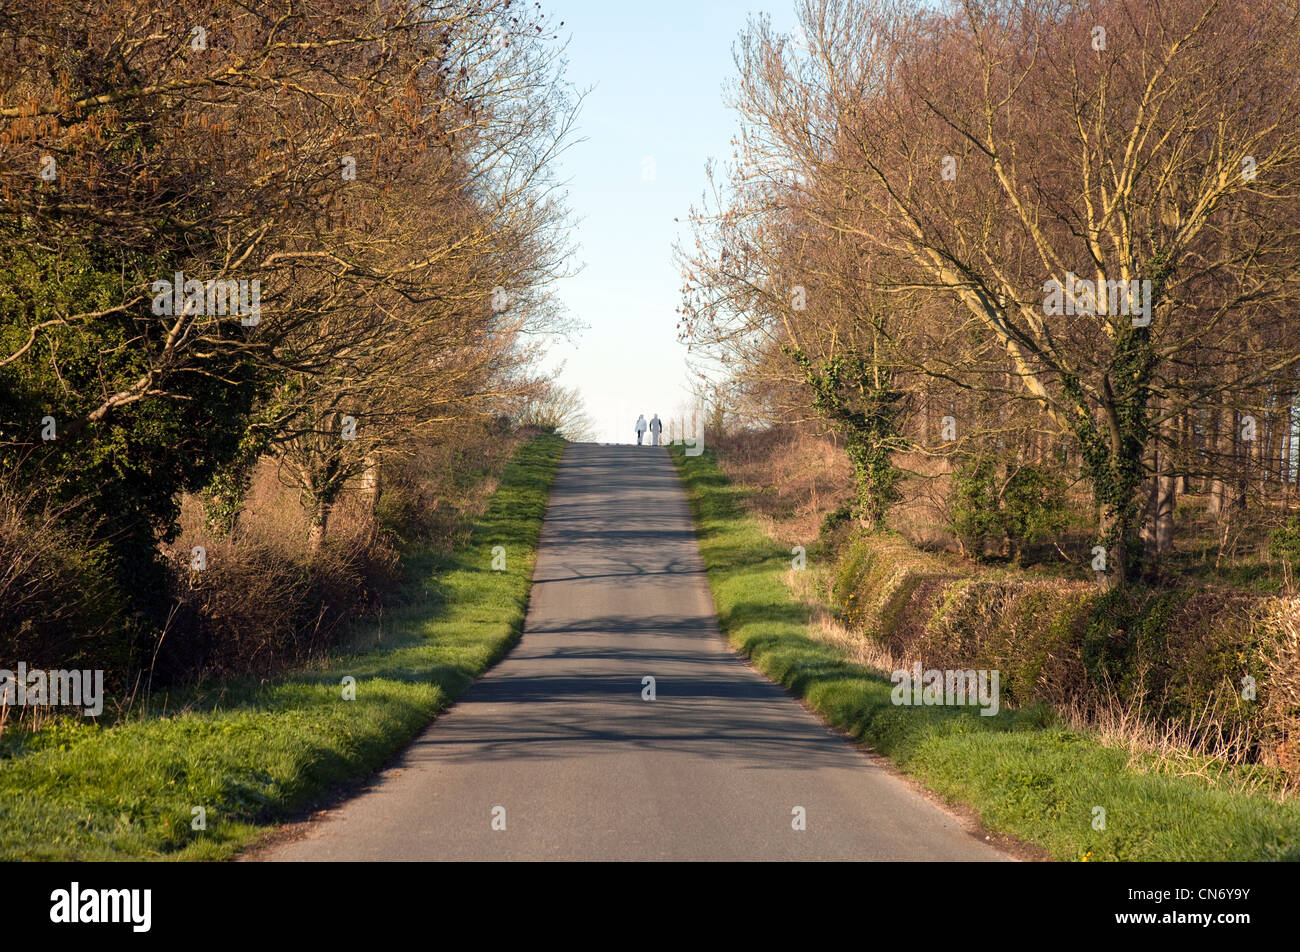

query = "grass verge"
[[671, 445, 1300, 861], [0, 434, 566, 860]]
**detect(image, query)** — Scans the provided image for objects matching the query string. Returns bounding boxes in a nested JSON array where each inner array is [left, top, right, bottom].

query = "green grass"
[[0, 434, 566, 860], [670, 445, 1300, 861]]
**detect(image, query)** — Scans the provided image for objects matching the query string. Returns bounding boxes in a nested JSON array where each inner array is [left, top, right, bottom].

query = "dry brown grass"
[[788, 568, 903, 674], [150, 422, 528, 685], [1058, 689, 1289, 799], [1257, 596, 1300, 776], [712, 427, 853, 545], [160, 475, 399, 681], [712, 428, 956, 551]]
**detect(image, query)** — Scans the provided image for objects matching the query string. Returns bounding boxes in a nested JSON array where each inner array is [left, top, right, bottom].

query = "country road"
[[262, 443, 1007, 861]]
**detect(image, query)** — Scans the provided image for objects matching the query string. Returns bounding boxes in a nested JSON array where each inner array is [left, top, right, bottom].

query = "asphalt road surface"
[[264, 443, 1007, 861]]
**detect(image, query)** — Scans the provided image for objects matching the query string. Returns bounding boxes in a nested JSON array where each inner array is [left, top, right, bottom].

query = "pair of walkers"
[[635, 414, 663, 446]]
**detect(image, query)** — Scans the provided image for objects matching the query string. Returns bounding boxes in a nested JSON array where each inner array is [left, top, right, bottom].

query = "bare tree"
[[681, 0, 1300, 580]]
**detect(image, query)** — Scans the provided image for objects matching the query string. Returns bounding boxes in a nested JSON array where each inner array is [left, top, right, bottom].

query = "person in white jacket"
[[635, 414, 647, 445], [649, 414, 663, 446]]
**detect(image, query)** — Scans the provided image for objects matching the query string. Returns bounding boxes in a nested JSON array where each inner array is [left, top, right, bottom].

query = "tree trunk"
[[1253, 404, 1266, 497], [360, 454, 381, 513], [308, 496, 331, 553], [1096, 507, 1122, 591], [1141, 457, 1159, 554], [1235, 410, 1249, 511], [1174, 410, 1188, 496], [1283, 395, 1296, 494], [1152, 408, 1177, 558], [1154, 471, 1176, 555], [1209, 406, 1232, 518]]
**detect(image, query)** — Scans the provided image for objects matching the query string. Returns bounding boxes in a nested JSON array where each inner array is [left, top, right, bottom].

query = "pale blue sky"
[[543, 0, 798, 442]]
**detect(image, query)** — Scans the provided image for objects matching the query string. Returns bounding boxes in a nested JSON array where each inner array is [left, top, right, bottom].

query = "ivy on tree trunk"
[[784, 345, 902, 532]]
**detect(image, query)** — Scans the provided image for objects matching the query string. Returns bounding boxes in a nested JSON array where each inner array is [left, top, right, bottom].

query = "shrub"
[[951, 458, 1070, 562], [0, 483, 131, 679], [156, 522, 399, 683], [820, 502, 854, 537], [1271, 512, 1300, 575], [828, 527, 1298, 769], [922, 576, 1092, 707]]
